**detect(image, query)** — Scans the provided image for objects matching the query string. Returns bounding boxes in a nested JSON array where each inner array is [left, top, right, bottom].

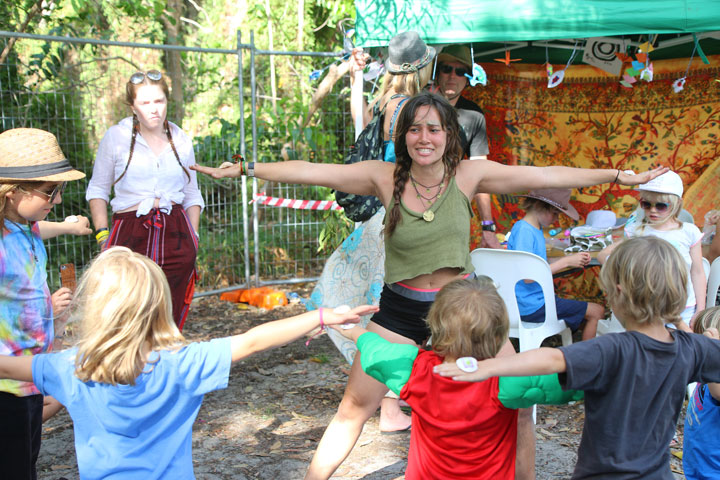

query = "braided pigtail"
[[164, 119, 191, 183], [113, 115, 139, 185], [384, 160, 411, 237]]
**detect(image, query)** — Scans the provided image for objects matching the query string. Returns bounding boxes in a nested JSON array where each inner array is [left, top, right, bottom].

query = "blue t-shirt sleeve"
[[32, 349, 76, 404], [357, 332, 419, 396], [508, 221, 545, 257], [175, 337, 232, 395]]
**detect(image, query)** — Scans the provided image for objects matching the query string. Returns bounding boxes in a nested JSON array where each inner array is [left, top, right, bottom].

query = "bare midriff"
[[399, 267, 465, 290]]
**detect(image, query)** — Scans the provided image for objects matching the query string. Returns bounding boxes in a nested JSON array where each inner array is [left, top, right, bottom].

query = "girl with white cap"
[[604, 171, 704, 329]]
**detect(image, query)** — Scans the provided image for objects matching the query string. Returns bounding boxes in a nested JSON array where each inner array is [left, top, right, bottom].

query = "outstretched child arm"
[[434, 347, 566, 382], [38, 216, 92, 239], [229, 305, 378, 362], [332, 326, 419, 395], [0, 355, 33, 382]]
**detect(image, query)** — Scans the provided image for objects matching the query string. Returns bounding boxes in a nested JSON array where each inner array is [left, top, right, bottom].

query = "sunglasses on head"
[[439, 64, 469, 77], [640, 200, 670, 212], [23, 182, 66, 203], [129, 70, 163, 85]]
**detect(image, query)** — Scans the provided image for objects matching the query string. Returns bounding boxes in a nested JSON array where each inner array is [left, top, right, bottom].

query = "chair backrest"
[[470, 248, 559, 328], [703, 257, 711, 281], [707, 257, 720, 308]]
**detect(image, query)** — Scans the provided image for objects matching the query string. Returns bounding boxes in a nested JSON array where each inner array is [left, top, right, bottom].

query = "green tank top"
[[384, 177, 475, 284]]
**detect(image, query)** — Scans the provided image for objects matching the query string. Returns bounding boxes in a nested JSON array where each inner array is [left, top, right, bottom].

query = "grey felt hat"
[[385, 31, 436, 74]]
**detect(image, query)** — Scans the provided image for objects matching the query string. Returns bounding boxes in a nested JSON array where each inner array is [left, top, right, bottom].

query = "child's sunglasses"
[[640, 200, 670, 212], [22, 182, 66, 203], [129, 70, 163, 84], [439, 64, 470, 77]]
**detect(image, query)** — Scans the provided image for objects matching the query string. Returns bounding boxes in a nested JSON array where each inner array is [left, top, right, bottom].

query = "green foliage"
[[4, 0, 357, 287]]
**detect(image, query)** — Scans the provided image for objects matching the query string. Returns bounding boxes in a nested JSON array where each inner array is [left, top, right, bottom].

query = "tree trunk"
[[162, 0, 185, 125], [297, 0, 304, 51], [264, 0, 277, 115]]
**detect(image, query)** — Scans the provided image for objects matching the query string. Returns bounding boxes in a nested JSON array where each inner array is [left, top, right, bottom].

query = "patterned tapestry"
[[465, 55, 720, 302]]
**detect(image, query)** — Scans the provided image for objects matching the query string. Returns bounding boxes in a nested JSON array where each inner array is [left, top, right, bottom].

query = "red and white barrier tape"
[[252, 193, 343, 211]]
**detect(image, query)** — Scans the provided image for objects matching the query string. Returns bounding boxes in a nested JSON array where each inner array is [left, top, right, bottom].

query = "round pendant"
[[422, 210, 434, 222]]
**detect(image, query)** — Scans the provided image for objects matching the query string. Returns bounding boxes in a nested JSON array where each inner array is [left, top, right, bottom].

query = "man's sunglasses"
[[439, 64, 470, 77], [640, 200, 670, 212], [22, 182, 66, 203], [129, 70, 163, 84]]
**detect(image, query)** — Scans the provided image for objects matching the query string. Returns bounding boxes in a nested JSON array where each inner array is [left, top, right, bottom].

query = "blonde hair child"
[[683, 306, 720, 479], [334, 276, 580, 479], [0, 128, 90, 478], [0, 247, 376, 479], [436, 236, 720, 479], [600, 171, 705, 330]]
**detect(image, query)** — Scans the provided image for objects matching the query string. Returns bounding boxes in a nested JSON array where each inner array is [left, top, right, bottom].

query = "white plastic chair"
[[470, 248, 573, 352], [707, 257, 720, 308], [596, 313, 625, 335]]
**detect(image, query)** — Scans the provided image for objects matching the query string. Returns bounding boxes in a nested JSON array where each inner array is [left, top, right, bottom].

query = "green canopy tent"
[[354, 0, 720, 62]]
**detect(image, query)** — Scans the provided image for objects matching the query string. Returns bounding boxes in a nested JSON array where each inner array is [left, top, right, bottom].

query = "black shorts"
[[371, 284, 436, 344]]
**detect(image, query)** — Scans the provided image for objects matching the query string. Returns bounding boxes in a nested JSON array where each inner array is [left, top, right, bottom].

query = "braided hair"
[[384, 92, 463, 237], [114, 74, 191, 185]]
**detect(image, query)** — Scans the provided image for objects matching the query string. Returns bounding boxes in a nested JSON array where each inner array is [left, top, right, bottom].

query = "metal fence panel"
[[0, 32, 352, 294]]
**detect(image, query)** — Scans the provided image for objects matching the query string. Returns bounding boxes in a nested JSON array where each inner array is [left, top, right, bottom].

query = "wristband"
[[95, 228, 109, 243], [305, 308, 325, 346], [247, 162, 255, 177], [613, 169, 620, 183]]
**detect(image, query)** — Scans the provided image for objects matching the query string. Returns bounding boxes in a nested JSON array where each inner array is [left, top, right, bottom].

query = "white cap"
[[637, 171, 683, 197]]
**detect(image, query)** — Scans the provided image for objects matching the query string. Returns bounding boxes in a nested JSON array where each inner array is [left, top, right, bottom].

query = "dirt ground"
[[37, 284, 686, 479]]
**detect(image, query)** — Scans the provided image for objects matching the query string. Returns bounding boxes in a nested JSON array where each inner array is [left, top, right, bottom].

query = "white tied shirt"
[[86, 117, 205, 216]]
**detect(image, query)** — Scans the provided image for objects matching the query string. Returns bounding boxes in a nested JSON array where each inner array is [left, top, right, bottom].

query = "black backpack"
[[335, 95, 407, 222]]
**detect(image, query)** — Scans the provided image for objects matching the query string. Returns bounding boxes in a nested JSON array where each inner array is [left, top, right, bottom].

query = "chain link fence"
[[0, 31, 354, 294]]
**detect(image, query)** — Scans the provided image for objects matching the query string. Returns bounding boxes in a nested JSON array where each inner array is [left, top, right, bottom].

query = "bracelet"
[[613, 169, 621, 184], [305, 308, 325, 346], [95, 228, 109, 244]]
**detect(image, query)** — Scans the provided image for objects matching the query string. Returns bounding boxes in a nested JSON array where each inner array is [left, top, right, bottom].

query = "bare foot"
[[379, 397, 412, 433]]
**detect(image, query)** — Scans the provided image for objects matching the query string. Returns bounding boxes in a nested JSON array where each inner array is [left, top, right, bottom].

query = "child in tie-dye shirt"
[[0, 128, 87, 480]]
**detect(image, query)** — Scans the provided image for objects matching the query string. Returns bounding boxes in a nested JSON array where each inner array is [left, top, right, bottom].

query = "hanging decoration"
[[673, 39, 699, 94], [582, 37, 626, 76], [494, 47, 521, 66], [618, 37, 655, 89], [464, 44, 487, 86], [548, 41, 579, 89]]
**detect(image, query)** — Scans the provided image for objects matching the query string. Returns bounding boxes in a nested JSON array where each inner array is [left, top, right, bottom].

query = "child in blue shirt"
[[508, 188, 604, 340], [684, 306, 720, 479], [0, 246, 376, 480]]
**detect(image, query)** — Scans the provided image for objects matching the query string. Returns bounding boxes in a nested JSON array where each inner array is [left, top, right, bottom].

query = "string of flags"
[[306, 31, 714, 94]]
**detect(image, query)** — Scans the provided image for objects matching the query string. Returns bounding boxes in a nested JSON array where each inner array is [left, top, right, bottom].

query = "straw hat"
[[438, 45, 472, 69], [517, 188, 579, 220], [0, 128, 85, 182], [385, 31, 436, 74]]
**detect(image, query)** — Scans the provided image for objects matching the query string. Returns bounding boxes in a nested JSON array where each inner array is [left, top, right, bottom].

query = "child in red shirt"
[[333, 276, 581, 479]]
